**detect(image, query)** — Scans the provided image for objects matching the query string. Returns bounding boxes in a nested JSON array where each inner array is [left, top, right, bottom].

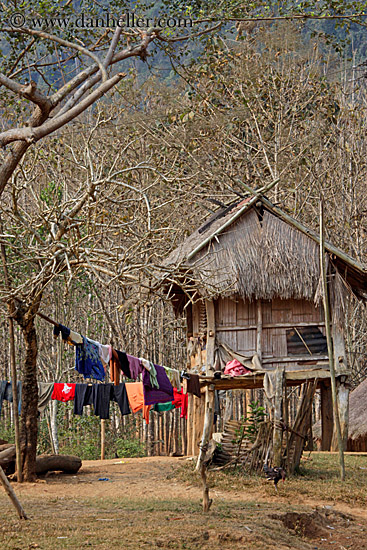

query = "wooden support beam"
[[218, 322, 326, 331], [262, 355, 329, 364], [0, 466, 28, 520], [256, 300, 262, 362], [205, 300, 216, 375], [186, 393, 194, 455], [320, 199, 345, 481], [331, 377, 349, 452], [320, 382, 333, 451], [196, 384, 215, 471], [100, 419, 106, 460], [200, 463, 212, 513], [272, 367, 285, 467], [196, 384, 215, 512], [332, 321, 348, 376], [199, 369, 338, 391]]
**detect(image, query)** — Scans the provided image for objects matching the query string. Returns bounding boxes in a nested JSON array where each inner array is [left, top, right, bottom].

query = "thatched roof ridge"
[[163, 195, 367, 302]]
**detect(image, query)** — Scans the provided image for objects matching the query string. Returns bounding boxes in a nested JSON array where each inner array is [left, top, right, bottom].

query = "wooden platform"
[[199, 368, 348, 390]]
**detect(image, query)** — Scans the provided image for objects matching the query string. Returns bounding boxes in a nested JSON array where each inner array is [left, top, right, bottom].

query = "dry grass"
[[176, 451, 367, 506], [1, 453, 367, 550]]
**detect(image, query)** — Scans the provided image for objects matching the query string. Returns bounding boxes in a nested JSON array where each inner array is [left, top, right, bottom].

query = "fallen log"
[[35, 454, 82, 475], [0, 445, 16, 468], [1, 450, 82, 478]]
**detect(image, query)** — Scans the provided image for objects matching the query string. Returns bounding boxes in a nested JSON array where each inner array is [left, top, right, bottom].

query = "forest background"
[[0, 0, 367, 478]]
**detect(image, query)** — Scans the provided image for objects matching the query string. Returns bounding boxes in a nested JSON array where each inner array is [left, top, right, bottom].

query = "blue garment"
[[0, 381, 7, 416], [0, 381, 22, 416], [75, 336, 105, 381]]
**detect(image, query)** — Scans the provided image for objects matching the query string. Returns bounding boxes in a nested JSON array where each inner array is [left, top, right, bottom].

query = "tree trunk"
[[14, 305, 40, 482]]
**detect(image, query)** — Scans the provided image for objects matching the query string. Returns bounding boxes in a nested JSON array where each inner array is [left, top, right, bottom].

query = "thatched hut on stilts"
[[157, 190, 367, 507]]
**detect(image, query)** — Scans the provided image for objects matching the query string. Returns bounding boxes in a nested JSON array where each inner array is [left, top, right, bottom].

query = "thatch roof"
[[347, 378, 367, 443], [162, 195, 367, 304]]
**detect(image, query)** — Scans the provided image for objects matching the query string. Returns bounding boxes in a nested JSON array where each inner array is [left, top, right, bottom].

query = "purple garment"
[[127, 355, 143, 380], [142, 364, 174, 405]]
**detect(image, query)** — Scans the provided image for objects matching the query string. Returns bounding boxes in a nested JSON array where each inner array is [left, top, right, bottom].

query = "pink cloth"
[[224, 359, 251, 377]]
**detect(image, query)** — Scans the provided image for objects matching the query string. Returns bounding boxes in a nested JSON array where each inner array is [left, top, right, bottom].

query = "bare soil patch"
[[0, 456, 366, 550]]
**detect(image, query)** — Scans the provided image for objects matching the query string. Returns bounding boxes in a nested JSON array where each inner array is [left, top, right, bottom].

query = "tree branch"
[[4, 27, 108, 82], [0, 73, 52, 113], [0, 73, 125, 148]]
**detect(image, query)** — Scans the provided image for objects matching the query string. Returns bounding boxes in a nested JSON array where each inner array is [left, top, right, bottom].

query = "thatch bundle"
[[160, 196, 367, 309], [346, 378, 367, 451], [166, 207, 322, 302]]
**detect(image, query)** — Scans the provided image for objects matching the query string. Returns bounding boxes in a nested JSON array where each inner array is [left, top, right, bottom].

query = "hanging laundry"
[[98, 344, 112, 367], [180, 392, 188, 419], [110, 349, 121, 386], [75, 336, 105, 381], [53, 324, 71, 341], [52, 382, 76, 402], [125, 382, 151, 424], [110, 349, 131, 385], [91, 384, 114, 419], [38, 382, 54, 414], [73, 384, 93, 415], [0, 381, 22, 416], [115, 350, 131, 378], [186, 373, 201, 398], [140, 357, 159, 388], [69, 330, 83, 345], [112, 383, 131, 417], [148, 362, 159, 390], [127, 354, 143, 380], [172, 388, 188, 418], [164, 367, 181, 391], [142, 365, 174, 406], [153, 402, 175, 412]]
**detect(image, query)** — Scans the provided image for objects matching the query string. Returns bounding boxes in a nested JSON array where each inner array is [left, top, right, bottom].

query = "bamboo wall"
[[215, 296, 325, 368]]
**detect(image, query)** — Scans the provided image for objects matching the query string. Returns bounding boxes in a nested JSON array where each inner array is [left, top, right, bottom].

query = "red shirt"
[[51, 383, 76, 402], [173, 388, 188, 419]]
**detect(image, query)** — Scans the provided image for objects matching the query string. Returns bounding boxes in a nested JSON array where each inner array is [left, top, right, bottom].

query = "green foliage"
[[37, 402, 146, 461], [115, 437, 146, 458], [0, 423, 15, 444], [244, 401, 266, 442], [233, 401, 266, 447]]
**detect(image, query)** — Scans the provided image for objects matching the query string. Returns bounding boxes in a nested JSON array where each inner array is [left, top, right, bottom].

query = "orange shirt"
[[125, 382, 151, 424]]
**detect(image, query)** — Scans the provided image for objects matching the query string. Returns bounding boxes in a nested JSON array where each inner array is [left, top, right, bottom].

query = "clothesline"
[[1, 311, 202, 426], [0, 379, 189, 425], [50, 315, 186, 391]]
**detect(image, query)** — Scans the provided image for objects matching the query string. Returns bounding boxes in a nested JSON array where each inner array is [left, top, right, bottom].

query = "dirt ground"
[[1, 456, 367, 550]]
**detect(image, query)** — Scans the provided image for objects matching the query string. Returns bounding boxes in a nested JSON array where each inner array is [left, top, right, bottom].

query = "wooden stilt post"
[[196, 384, 215, 512], [100, 419, 106, 460], [272, 367, 285, 467], [319, 199, 345, 480], [205, 300, 216, 375], [331, 377, 349, 452], [320, 382, 333, 451], [256, 299, 263, 362], [0, 466, 28, 520]]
